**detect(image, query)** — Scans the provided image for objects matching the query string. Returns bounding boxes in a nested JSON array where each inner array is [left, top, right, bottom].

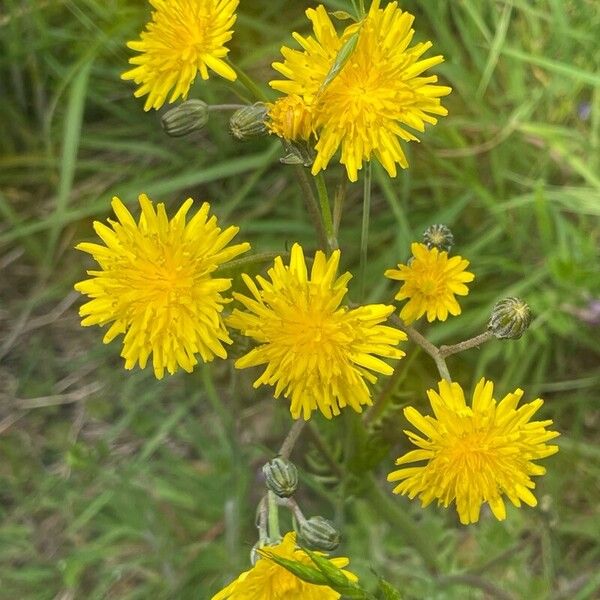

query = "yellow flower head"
[[227, 243, 406, 420], [74, 194, 250, 379], [122, 0, 239, 111], [388, 378, 560, 525], [270, 0, 451, 182], [212, 532, 357, 600], [267, 94, 313, 141], [385, 242, 474, 324]]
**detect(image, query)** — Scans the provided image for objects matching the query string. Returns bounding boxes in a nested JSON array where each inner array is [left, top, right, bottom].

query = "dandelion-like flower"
[[211, 532, 356, 600], [385, 242, 474, 324], [267, 94, 313, 141], [388, 378, 559, 525], [227, 243, 406, 420], [270, 0, 451, 182], [122, 0, 238, 111], [74, 194, 250, 379]]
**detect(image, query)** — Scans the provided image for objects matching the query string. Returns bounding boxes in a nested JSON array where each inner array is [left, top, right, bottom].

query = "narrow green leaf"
[[259, 551, 328, 586], [47, 59, 92, 263]]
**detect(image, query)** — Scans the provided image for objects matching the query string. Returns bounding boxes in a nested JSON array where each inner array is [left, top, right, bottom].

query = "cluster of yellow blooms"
[[74, 1, 560, 596]]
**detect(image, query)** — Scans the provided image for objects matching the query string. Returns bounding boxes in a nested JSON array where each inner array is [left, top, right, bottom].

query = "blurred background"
[[1, 0, 599, 598]]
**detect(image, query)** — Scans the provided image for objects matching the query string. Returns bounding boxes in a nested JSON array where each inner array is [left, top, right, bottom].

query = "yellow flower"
[[74, 194, 249, 379], [211, 532, 356, 600], [227, 243, 406, 420], [388, 378, 560, 525], [385, 242, 474, 324], [267, 94, 313, 141], [270, 1, 451, 182], [122, 0, 238, 111]]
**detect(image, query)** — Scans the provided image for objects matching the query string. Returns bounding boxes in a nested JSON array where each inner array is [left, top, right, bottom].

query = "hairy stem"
[[208, 103, 247, 111], [274, 496, 308, 525], [256, 496, 268, 543], [439, 330, 495, 358], [278, 419, 306, 460]]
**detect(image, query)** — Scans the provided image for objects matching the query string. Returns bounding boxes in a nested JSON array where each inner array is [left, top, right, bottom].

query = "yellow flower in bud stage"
[[122, 0, 238, 111], [388, 378, 559, 525], [74, 194, 249, 379], [270, 0, 451, 182], [385, 242, 474, 324], [227, 244, 406, 420], [211, 532, 357, 600], [267, 94, 313, 141]]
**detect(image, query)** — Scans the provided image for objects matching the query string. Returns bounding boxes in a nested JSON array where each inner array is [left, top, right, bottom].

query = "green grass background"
[[1, 0, 599, 598]]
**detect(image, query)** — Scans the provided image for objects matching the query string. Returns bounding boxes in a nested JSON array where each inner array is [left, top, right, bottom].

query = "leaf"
[[329, 10, 356, 21], [377, 577, 403, 600], [303, 548, 350, 588], [318, 29, 361, 92], [259, 550, 328, 586]]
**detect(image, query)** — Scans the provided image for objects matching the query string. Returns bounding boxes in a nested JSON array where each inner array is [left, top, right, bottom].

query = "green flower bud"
[[298, 516, 340, 551], [161, 100, 209, 137], [488, 297, 532, 339], [262, 457, 298, 498], [423, 224, 454, 253], [280, 139, 315, 167], [230, 103, 268, 140]]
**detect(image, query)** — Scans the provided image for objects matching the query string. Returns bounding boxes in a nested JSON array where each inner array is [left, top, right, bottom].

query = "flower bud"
[[488, 297, 532, 339], [230, 103, 268, 140], [280, 139, 315, 167], [161, 100, 209, 137], [262, 457, 298, 498], [423, 224, 454, 253], [298, 516, 340, 551]]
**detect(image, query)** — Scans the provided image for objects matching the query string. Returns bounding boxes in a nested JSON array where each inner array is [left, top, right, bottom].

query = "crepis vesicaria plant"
[[73, 1, 560, 597]]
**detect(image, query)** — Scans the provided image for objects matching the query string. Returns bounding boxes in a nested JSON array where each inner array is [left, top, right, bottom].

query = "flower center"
[[446, 431, 497, 473]]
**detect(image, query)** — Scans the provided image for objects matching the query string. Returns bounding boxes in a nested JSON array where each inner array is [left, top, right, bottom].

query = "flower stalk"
[[439, 330, 495, 358], [359, 161, 372, 301]]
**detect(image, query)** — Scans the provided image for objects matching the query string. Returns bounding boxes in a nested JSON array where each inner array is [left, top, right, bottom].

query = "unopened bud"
[[262, 457, 298, 498], [280, 139, 315, 167], [298, 516, 340, 551], [230, 103, 268, 140], [161, 100, 209, 137], [488, 297, 531, 339], [423, 224, 454, 253]]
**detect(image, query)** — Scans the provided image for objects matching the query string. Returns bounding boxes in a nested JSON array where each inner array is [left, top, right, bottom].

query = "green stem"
[[219, 251, 290, 274], [208, 103, 247, 111], [228, 61, 269, 102], [201, 364, 234, 454], [359, 162, 372, 301], [293, 166, 328, 250], [315, 172, 336, 250], [367, 474, 439, 574], [267, 491, 281, 541]]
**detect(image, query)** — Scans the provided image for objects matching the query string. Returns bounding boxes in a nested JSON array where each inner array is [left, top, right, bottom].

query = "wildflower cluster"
[[73, 1, 561, 596]]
